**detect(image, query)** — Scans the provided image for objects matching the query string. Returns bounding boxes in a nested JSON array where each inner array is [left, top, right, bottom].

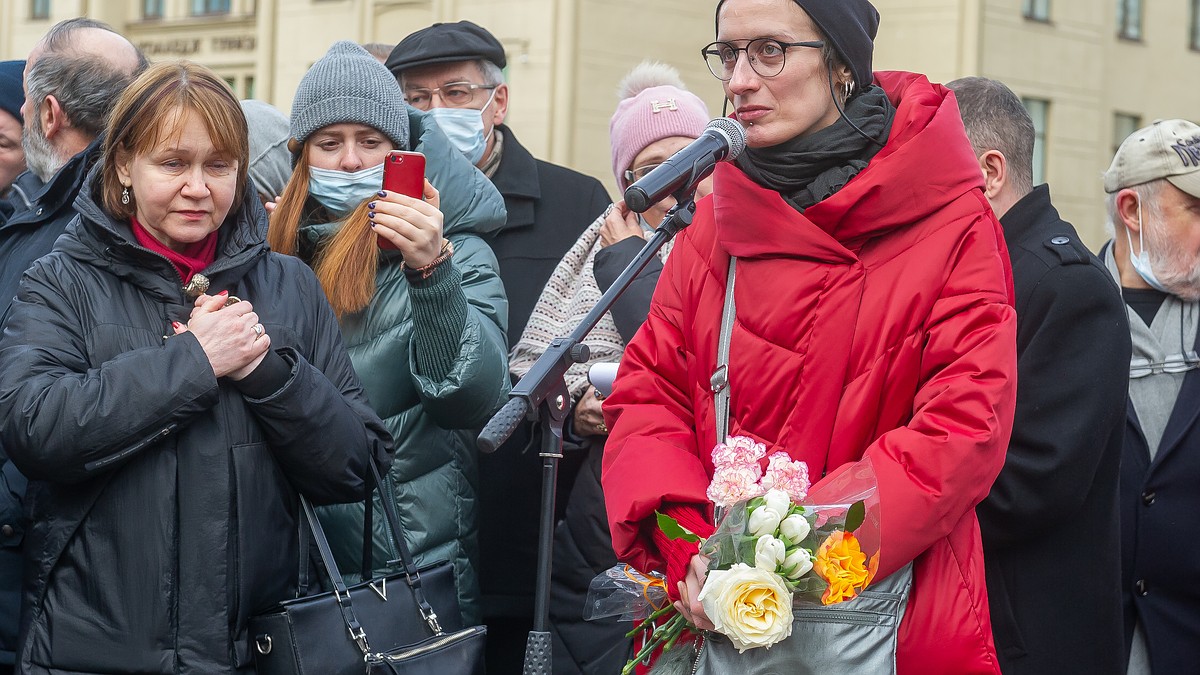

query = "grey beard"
[[21, 123, 66, 182]]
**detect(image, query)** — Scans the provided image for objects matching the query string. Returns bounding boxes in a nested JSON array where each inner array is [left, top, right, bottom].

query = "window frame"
[[1113, 112, 1142, 157], [143, 0, 164, 19], [1117, 0, 1143, 41], [30, 0, 50, 21], [1022, 97, 1050, 187], [1191, 0, 1200, 51], [1023, 0, 1051, 23], [190, 0, 232, 16]]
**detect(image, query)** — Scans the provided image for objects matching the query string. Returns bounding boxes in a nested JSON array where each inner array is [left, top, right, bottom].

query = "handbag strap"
[[299, 496, 373, 654], [295, 461, 447, 658], [711, 256, 737, 445], [367, 460, 444, 635]]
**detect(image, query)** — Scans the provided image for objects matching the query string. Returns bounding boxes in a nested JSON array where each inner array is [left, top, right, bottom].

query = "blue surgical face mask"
[[308, 163, 385, 218], [427, 89, 497, 165], [1126, 193, 1172, 293]]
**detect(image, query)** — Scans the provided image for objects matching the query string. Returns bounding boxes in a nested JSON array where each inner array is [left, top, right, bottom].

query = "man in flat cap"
[[387, 20, 610, 673], [1100, 119, 1200, 675]]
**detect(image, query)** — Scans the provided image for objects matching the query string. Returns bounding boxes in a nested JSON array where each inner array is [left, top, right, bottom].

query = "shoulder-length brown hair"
[[267, 142, 379, 318], [100, 61, 249, 221]]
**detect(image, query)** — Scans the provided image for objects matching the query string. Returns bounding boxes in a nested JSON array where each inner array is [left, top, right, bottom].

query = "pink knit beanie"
[[610, 62, 711, 191]]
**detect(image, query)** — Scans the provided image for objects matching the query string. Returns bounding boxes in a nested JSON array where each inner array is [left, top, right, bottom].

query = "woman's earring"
[[843, 80, 855, 101], [121, 186, 130, 205]]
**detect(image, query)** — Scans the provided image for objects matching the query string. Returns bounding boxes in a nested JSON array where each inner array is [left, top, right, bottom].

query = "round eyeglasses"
[[624, 162, 662, 186], [403, 82, 498, 111], [701, 38, 825, 81]]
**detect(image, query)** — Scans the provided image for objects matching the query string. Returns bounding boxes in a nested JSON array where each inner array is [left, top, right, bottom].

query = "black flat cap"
[[385, 20, 506, 75]]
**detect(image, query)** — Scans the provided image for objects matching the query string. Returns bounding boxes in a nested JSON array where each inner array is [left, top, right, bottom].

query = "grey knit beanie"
[[290, 40, 410, 152]]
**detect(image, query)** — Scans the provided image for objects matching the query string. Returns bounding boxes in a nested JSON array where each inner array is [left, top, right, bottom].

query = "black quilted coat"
[[0, 173, 393, 674]]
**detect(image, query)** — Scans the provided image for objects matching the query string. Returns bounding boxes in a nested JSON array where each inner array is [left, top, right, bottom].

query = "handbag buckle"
[[348, 624, 370, 653], [423, 610, 443, 635], [710, 365, 728, 393], [254, 634, 272, 655]]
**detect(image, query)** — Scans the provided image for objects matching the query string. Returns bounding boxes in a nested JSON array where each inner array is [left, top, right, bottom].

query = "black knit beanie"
[[716, 0, 880, 89]]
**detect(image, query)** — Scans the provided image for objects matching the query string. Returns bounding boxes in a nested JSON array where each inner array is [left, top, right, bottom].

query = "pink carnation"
[[706, 463, 765, 508], [711, 435, 768, 469], [760, 452, 810, 502]]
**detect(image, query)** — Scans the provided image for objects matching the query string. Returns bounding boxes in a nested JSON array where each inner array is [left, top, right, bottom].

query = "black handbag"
[[249, 462, 486, 675]]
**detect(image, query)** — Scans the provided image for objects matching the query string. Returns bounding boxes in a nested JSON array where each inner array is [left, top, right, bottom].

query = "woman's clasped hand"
[[172, 291, 270, 380]]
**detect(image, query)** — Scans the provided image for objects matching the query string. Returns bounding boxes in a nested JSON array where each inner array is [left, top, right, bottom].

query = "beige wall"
[[4, 0, 1198, 244], [873, 0, 1200, 247]]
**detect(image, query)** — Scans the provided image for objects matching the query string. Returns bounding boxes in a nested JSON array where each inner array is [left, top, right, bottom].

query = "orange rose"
[[813, 530, 878, 605]]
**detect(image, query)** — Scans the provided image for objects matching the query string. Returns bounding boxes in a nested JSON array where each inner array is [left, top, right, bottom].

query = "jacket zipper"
[[83, 424, 177, 472], [791, 608, 890, 625], [690, 634, 705, 675]]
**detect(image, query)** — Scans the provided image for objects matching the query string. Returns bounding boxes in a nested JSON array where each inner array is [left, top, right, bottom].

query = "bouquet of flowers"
[[589, 436, 881, 674]]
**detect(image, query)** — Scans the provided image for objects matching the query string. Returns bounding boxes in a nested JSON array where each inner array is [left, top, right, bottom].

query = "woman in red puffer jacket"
[[601, 0, 1016, 673]]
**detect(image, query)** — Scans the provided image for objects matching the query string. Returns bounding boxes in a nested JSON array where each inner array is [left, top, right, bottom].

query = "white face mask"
[[427, 89, 497, 165], [1126, 193, 1172, 294], [307, 163, 385, 218]]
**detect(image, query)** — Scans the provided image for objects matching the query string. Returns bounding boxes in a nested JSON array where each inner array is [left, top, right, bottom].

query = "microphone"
[[623, 117, 746, 213]]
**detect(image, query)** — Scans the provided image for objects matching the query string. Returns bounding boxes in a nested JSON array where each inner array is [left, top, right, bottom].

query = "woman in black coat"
[[0, 61, 391, 674]]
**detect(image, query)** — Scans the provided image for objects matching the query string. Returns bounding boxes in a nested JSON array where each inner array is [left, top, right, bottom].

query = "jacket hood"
[[407, 107, 507, 237], [58, 164, 270, 302], [714, 71, 985, 260]]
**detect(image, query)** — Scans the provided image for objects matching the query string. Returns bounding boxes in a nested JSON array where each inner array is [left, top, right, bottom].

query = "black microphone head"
[[707, 117, 747, 161]]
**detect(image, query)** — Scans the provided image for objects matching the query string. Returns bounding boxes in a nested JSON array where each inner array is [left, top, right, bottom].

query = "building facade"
[[3, 0, 1197, 244], [873, 0, 1200, 245]]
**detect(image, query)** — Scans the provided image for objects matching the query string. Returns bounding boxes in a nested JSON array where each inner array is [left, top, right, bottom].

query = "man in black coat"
[[948, 77, 1130, 675], [385, 22, 610, 672], [1100, 118, 1200, 675], [0, 19, 146, 675]]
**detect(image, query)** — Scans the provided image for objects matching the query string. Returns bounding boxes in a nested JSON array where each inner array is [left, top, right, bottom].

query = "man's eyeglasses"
[[403, 82, 498, 111], [624, 163, 662, 185], [1129, 353, 1200, 379], [701, 38, 825, 81]]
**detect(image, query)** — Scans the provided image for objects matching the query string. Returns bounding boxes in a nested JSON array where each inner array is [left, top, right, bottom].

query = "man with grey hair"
[[0, 18, 145, 674], [948, 76, 1130, 675], [1101, 118, 1200, 675], [387, 20, 610, 674]]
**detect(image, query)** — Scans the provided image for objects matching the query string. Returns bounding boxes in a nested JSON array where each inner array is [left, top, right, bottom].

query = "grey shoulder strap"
[[711, 257, 737, 444]]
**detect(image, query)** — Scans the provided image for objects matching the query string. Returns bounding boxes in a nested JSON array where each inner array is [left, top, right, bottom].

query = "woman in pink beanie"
[[508, 60, 710, 674]]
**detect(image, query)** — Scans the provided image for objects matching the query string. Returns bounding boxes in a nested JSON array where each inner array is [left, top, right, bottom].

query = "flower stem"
[[624, 604, 676, 639]]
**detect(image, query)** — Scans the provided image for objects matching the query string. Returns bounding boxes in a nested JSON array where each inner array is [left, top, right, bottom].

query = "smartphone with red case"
[[379, 151, 426, 249]]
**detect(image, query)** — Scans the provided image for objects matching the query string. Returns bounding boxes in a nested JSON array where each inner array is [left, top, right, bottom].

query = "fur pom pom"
[[618, 61, 688, 100]]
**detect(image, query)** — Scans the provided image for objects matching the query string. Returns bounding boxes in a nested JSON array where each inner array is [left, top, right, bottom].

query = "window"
[[143, 0, 164, 19], [1114, 113, 1142, 156], [30, 0, 49, 20], [244, 75, 255, 100], [1023, 0, 1050, 22], [1117, 0, 1142, 40], [1192, 0, 1200, 50], [1023, 98, 1049, 186], [191, 0, 231, 15]]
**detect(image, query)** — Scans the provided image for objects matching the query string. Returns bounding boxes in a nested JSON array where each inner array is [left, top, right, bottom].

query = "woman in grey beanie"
[[268, 40, 511, 625]]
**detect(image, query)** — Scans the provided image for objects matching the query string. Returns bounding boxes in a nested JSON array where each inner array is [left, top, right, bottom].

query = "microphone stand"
[[478, 188, 699, 675]]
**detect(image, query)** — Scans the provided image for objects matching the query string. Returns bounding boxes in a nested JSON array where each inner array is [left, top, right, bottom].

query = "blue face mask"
[[427, 90, 497, 165], [308, 164, 385, 218], [1126, 194, 1172, 293]]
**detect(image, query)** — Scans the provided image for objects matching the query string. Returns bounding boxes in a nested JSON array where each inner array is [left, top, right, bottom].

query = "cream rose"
[[698, 563, 794, 652]]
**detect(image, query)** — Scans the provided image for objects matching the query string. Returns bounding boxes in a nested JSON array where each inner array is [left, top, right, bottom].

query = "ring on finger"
[[252, 323, 264, 338]]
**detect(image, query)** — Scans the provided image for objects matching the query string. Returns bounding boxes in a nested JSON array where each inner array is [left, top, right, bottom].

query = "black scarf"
[[736, 85, 895, 212]]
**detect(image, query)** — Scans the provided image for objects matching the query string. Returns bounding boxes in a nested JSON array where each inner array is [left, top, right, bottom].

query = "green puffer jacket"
[[314, 109, 510, 624]]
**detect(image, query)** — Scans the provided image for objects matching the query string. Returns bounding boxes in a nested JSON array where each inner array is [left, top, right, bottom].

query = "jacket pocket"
[[696, 563, 913, 675], [230, 442, 298, 667]]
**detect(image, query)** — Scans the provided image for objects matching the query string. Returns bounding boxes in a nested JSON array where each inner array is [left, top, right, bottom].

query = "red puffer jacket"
[[602, 72, 1016, 674]]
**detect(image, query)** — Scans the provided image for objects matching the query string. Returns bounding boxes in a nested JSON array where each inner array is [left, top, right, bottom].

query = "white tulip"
[[782, 548, 814, 579], [747, 505, 783, 538], [763, 488, 792, 518], [779, 513, 811, 544], [754, 534, 787, 571]]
